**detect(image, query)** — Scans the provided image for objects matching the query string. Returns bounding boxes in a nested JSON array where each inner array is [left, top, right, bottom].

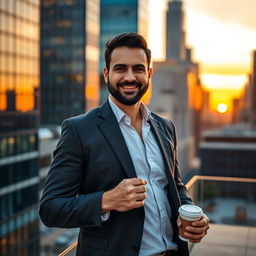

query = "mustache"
[[117, 81, 141, 87]]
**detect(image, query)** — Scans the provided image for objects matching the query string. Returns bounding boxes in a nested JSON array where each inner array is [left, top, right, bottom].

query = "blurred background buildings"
[[0, 0, 256, 255], [200, 125, 256, 179], [248, 50, 256, 128], [150, 0, 203, 177], [0, 0, 40, 255], [40, 0, 99, 125], [99, 0, 149, 103]]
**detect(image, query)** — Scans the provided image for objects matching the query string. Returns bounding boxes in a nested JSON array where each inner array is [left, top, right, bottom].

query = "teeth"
[[123, 86, 136, 89]]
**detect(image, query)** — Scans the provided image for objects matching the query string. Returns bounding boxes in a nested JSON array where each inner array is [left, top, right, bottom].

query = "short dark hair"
[[104, 33, 151, 70]]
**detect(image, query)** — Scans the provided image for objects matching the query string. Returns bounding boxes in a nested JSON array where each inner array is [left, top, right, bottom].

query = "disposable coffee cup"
[[178, 204, 203, 242]]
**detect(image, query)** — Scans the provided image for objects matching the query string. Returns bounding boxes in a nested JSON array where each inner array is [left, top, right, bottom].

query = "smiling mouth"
[[121, 85, 137, 89], [119, 85, 138, 95]]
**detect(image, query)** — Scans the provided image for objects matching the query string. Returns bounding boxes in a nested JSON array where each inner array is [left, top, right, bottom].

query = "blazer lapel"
[[148, 117, 181, 207], [97, 101, 137, 179]]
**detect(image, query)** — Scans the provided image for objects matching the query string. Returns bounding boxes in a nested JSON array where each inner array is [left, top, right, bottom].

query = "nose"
[[124, 68, 136, 82]]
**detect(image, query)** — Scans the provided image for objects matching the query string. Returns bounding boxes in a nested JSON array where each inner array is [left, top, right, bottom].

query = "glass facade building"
[[40, 0, 100, 125], [0, 0, 40, 255], [99, 0, 149, 103]]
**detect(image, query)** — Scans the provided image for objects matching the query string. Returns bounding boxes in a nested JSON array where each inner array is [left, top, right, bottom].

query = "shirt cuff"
[[101, 211, 110, 222]]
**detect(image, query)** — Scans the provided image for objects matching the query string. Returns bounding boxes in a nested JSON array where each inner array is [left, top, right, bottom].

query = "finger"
[[192, 221, 208, 227], [192, 216, 209, 227], [135, 193, 147, 201], [189, 239, 202, 243], [188, 231, 206, 243], [132, 200, 145, 209], [131, 178, 147, 186], [186, 226, 207, 234], [183, 232, 205, 241], [133, 185, 147, 193]]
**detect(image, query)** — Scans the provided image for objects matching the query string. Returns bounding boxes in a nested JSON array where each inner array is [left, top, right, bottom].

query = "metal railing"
[[58, 241, 77, 256], [57, 175, 256, 256], [186, 175, 256, 189]]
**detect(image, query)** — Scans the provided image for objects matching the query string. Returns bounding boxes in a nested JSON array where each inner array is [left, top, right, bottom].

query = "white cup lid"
[[178, 204, 203, 219]]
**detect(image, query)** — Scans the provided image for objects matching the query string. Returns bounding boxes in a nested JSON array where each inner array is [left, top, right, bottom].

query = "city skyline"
[[1, 0, 253, 113], [148, 0, 256, 112]]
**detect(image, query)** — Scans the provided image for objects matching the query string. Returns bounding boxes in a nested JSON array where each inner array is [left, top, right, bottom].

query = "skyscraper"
[[99, 0, 149, 103], [40, 0, 100, 125], [166, 0, 186, 62], [0, 0, 40, 255], [150, 0, 203, 177]]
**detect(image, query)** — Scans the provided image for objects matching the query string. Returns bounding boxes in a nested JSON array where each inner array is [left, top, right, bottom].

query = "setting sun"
[[148, 0, 256, 114], [217, 103, 228, 113]]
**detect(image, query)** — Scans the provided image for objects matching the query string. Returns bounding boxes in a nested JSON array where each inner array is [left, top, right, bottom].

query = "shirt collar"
[[108, 96, 151, 124]]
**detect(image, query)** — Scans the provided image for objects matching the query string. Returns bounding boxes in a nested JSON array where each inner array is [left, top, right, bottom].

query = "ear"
[[148, 67, 153, 79], [103, 67, 109, 83]]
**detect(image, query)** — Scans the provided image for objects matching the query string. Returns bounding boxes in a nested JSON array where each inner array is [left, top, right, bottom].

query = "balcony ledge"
[[190, 223, 256, 256]]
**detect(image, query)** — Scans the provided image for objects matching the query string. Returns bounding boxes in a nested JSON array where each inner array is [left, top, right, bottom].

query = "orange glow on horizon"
[[148, 0, 256, 104], [201, 73, 246, 112], [208, 88, 243, 113]]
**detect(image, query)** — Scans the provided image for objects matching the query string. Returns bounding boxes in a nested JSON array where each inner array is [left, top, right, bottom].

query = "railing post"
[[200, 179, 204, 207]]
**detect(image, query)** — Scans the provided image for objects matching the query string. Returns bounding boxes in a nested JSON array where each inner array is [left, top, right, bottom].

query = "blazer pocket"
[[82, 236, 109, 251]]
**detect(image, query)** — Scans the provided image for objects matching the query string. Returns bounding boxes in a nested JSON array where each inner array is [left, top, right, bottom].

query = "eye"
[[134, 66, 146, 72], [113, 65, 126, 72]]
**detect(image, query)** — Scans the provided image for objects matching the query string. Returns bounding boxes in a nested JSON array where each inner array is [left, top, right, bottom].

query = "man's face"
[[104, 47, 152, 106]]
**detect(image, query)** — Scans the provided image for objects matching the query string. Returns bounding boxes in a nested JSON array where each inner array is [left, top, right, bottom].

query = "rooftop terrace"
[[55, 175, 256, 256]]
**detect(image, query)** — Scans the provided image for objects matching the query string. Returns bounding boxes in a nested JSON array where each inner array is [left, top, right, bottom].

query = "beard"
[[107, 78, 149, 106]]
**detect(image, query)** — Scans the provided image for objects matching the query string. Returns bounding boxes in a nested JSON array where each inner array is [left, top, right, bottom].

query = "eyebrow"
[[133, 64, 146, 69], [113, 64, 146, 69], [113, 64, 127, 69]]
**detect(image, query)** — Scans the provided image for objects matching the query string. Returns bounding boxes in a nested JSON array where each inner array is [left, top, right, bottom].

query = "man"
[[39, 33, 209, 256]]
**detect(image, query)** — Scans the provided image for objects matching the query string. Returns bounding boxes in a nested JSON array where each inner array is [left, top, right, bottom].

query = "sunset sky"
[[148, 0, 256, 112]]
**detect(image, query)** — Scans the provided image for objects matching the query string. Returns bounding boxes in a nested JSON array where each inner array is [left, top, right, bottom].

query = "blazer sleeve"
[[39, 119, 104, 228], [171, 121, 193, 205]]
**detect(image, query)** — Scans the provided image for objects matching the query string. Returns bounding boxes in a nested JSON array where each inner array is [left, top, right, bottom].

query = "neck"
[[110, 95, 142, 124]]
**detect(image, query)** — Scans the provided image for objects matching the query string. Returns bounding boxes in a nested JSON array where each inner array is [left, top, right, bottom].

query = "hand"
[[102, 178, 147, 212], [177, 213, 210, 243]]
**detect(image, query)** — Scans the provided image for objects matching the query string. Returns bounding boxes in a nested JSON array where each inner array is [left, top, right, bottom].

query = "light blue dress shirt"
[[108, 97, 178, 256]]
